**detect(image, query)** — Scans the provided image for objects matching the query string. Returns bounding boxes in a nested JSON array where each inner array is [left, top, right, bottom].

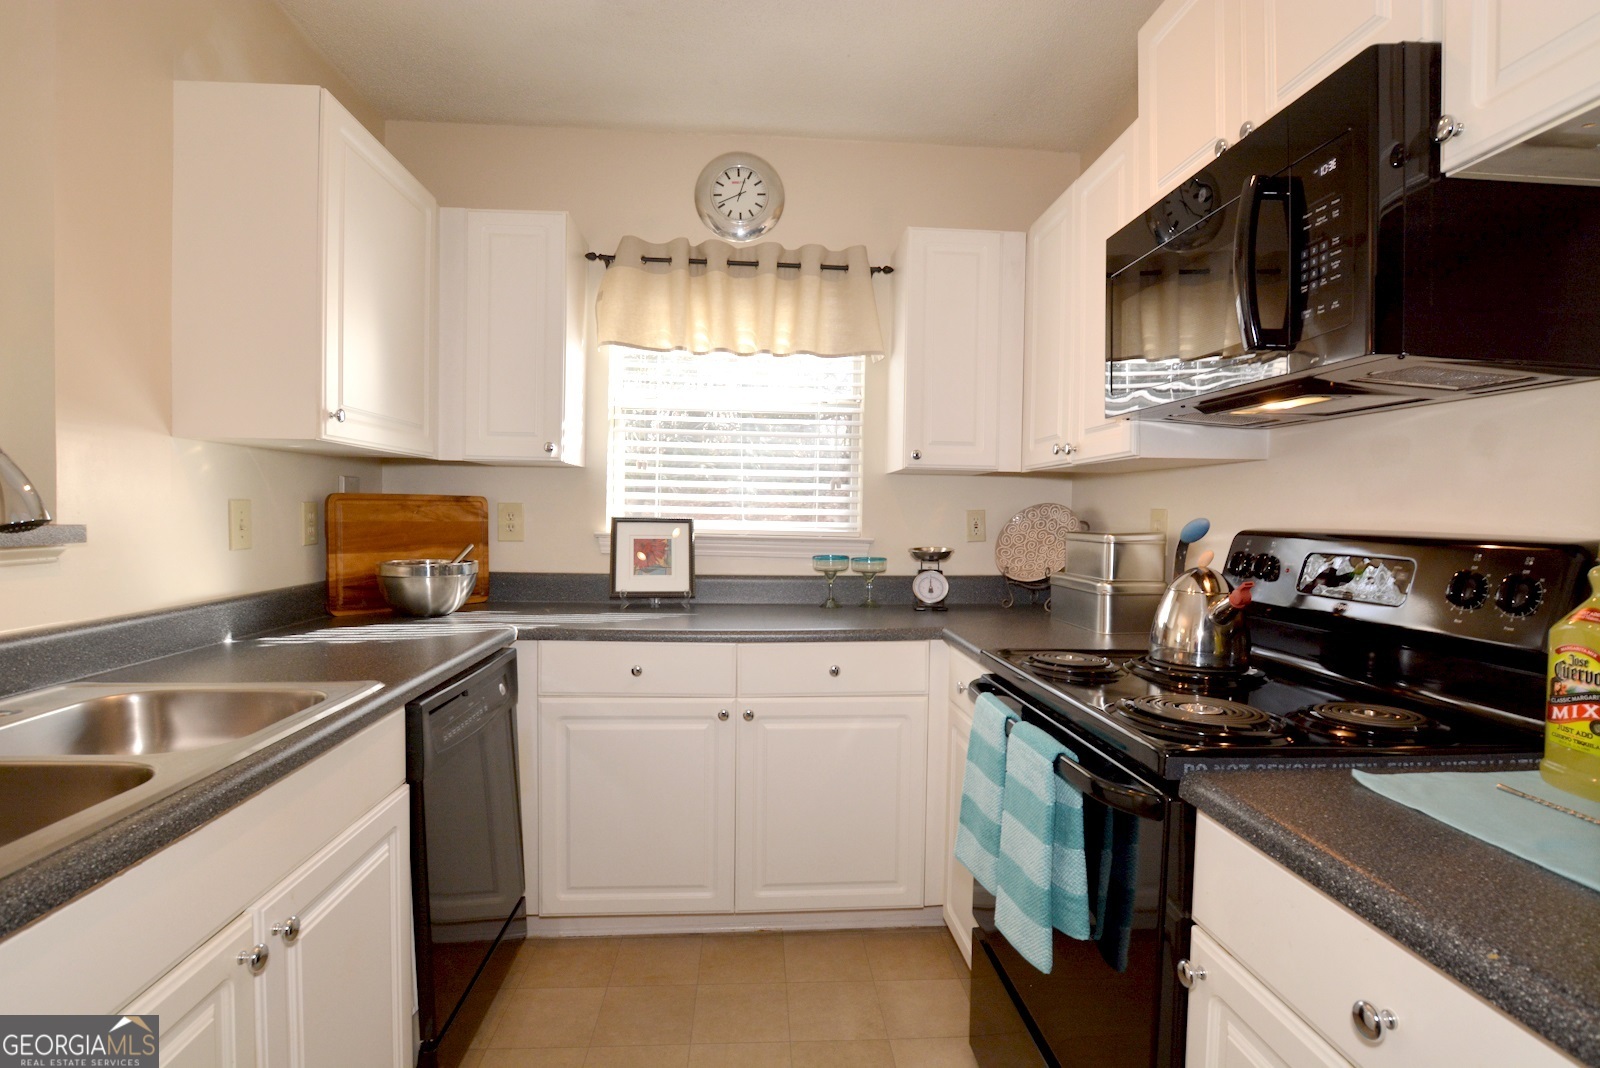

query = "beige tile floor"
[[457, 927, 977, 1068]]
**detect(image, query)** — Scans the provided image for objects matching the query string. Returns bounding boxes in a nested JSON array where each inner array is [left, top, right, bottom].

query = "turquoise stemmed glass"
[[812, 554, 849, 608], [850, 556, 888, 607]]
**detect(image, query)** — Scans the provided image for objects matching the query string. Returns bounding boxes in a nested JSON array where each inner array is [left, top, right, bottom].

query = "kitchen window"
[[606, 346, 864, 535]]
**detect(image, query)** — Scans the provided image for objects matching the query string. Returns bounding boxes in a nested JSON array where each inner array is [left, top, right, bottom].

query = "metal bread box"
[[1063, 531, 1166, 582], [1050, 573, 1167, 633]]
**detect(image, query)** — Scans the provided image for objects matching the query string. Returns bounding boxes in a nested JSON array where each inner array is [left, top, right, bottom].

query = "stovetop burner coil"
[[1288, 701, 1447, 744], [1126, 656, 1263, 696], [1017, 650, 1124, 684], [1112, 694, 1288, 744]]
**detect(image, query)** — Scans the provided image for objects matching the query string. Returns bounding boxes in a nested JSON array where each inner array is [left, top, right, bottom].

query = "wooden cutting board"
[[325, 493, 490, 615]]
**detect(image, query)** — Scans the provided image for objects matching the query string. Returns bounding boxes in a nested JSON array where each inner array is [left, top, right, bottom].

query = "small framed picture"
[[610, 517, 695, 599]]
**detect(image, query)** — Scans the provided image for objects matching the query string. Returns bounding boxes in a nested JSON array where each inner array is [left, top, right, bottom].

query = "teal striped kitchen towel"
[[954, 693, 1019, 893], [994, 721, 1090, 974]]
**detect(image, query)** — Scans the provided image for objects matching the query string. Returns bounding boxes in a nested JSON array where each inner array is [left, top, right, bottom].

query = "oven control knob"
[[1251, 554, 1282, 582], [1494, 574, 1544, 617], [1226, 552, 1253, 577], [1445, 570, 1489, 610]]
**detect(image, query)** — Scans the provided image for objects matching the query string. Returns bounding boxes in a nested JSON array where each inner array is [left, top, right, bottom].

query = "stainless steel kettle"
[[1148, 550, 1255, 670]]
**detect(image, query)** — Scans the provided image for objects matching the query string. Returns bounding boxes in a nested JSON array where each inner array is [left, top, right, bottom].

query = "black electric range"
[[965, 531, 1595, 1068]]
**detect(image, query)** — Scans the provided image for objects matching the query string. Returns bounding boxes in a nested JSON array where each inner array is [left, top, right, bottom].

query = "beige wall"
[[382, 122, 1083, 576], [1069, 382, 1600, 565], [0, 0, 386, 637]]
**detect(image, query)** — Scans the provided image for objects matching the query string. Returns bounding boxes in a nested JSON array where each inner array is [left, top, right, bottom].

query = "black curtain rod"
[[586, 251, 893, 275]]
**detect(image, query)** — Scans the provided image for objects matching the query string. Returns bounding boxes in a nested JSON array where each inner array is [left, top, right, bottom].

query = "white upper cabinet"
[[172, 82, 438, 457], [1140, 0, 1439, 200], [438, 209, 588, 465], [888, 228, 1025, 473], [1440, 0, 1600, 181], [1021, 188, 1078, 470], [1141, 0, 1245, 200], [1242, 0, 1439, 127]]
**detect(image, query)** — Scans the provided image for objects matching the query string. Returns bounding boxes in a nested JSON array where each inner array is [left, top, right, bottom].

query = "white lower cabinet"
[[537, 641, 929, 917], [123, 786, 413, 1068], [1190, 814, 1579, 1067], [1186, 925, 1352, 1068], [736, 696, 926, 911], [941, 646, 984, 963], [125, 914, 261, 1068], [539, 697, 736, 914]]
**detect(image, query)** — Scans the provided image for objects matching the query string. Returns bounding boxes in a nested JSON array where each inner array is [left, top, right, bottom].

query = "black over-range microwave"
[[1105, 42, 1600, 427]]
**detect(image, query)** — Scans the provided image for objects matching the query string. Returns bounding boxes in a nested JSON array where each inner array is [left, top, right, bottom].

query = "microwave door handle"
[[1233, 175, 1298, 350]]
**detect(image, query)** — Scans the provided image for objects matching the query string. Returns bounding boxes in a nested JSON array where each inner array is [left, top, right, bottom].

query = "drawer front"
[[948, 645, 987, 718], [737, 641, 929, 696], [1194, 815, 1577, 1067], [538, 641, 736, 696]]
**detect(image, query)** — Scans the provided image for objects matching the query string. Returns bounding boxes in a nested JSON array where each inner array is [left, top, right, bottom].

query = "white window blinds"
[[608, 347, 864, 534]]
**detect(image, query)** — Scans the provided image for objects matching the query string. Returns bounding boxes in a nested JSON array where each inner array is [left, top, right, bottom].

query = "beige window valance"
[[594, 235, 885, 358]]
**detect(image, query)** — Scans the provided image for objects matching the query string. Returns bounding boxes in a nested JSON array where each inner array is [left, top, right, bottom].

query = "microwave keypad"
[[1297, 138, 1355, 340]]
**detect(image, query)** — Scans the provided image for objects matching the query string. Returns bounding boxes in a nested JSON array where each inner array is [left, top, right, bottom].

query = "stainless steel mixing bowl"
[[377, 559, 479, 617]]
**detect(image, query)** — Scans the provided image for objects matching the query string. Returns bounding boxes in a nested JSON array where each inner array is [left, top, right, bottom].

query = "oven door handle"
[[970, 678, 1168, 822]]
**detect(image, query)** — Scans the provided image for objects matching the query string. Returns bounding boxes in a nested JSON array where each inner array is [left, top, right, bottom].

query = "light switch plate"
[[498, 502, 525, 542], [228, 499, 252, 551]]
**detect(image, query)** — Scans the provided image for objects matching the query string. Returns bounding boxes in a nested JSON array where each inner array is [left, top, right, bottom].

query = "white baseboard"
[[524, 905, 945, 938]]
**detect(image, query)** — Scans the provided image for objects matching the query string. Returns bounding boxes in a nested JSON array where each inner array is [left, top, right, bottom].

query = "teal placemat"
[[1352, 769, 1600, 893]]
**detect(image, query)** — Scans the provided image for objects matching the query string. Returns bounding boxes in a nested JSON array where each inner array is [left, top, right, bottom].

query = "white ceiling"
[[273, 0, 1163, 152]]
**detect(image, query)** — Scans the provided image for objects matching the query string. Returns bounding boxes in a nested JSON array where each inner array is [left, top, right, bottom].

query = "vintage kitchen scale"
[[909, 546, 952, 611]]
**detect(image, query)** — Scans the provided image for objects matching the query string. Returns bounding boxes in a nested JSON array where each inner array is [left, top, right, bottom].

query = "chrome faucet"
[[0, 448, 51, 532]]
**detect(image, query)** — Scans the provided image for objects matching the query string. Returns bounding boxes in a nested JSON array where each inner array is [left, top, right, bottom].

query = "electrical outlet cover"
[[497, 502, 525, 542], [228, 499, 252, 551]]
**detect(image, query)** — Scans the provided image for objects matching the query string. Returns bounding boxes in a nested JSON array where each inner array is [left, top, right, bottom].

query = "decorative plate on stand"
[[994, 503, 1087, 582]]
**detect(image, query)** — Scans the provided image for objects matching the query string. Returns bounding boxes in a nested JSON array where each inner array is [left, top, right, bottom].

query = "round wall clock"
[[695, 152, 785, 243]]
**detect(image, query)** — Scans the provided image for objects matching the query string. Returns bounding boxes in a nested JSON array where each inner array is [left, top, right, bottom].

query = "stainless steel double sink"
[[0, 680, 381, 874]]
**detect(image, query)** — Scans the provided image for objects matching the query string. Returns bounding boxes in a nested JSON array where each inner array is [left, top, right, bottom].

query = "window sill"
[[594, 531, 874, 560]]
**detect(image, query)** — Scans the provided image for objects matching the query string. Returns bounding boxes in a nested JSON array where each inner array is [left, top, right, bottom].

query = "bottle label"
[[1548, 643, 1600, 759]]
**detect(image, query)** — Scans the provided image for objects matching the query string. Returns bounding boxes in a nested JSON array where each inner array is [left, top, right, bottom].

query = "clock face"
[[711, 165, 770, 223], [695, 152, 785, 242], [912, 570, 950, 606]]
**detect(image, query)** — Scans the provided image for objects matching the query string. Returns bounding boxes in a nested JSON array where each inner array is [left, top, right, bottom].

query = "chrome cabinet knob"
[[1433, 115, 1465, 143], [956, 680, 968, 694], [630, 665, 643, 677], [828, 665, 840, 677], [1052, 443, 1064, 455], [237, 943, 269, 974], [1212, 137, 1229, 157], [718, 709, 730, 720], [270, 915, 301, 943], [1238, 121, 1254, 139], [330, 408, 347, 423], [544, 441, 556, 454], [743, 709, 755, 721], [1175, 958, 1206, 988], [1062, 442, 1076, 455], [911, 450, 922, 461], [1351, 1000, 1397, 1040]]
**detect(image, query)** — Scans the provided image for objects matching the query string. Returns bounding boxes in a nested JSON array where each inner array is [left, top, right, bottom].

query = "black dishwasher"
[[408, 647, 526, 1067]]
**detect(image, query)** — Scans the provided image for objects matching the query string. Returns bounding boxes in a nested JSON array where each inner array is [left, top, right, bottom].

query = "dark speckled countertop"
[[1182, 770, 1600, 1065], [0, 599, 1108, 940]]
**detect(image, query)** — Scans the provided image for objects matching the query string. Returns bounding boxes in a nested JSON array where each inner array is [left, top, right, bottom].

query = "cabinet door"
[[1070, 124, 1143, 464], [736, 696, 927, 911], [889, 229, 1024, 473], [122, 914, 261, 1068], [440, 210, 587, 465], [1441, 0, 1600, 177], [1244, 0, 1438, 127], [321, 96, 437, 457], [256, 785, 412, 1068], [1140, 0, 1245, 199], [539, 697, 736, 914], [1185, 926, 1353, 1068], [943, 698, 977, 965], [1021, 188, 1078, 470]]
